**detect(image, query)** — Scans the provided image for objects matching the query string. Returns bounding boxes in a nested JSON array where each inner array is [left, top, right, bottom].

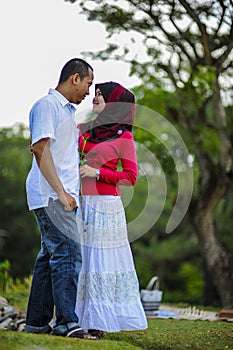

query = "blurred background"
[[0, 0, 232, 309]]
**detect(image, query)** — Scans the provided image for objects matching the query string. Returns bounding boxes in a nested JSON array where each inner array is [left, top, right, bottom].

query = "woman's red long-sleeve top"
[[79, 130, 138, 196]]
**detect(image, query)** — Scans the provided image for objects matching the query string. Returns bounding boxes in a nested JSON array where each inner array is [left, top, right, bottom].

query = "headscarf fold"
[[80, 82, 135, 143]]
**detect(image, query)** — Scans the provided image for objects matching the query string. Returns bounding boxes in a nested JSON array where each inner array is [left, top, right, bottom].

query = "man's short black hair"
[[58, 58, 93, 84]]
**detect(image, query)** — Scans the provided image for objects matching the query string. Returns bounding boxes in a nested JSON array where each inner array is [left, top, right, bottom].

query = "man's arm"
[[32, 138, 77, 211]]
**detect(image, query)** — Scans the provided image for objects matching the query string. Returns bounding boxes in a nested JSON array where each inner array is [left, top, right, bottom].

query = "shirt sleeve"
[[30, 99, 56, 145], [99, 132, 138, 186]]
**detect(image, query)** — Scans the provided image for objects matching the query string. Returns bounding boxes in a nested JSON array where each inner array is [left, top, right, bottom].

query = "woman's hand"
[[80, 164, 97, 178]]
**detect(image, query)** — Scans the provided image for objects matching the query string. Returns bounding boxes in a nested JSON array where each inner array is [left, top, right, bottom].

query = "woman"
[[75, 82, 148, 336]]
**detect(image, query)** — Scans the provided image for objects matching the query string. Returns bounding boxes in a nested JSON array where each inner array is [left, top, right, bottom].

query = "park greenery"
[[0, 0, 233, 312], [65, 0, 233, 307], [1, 318, 233, 350], [1, 288, 233, 350]]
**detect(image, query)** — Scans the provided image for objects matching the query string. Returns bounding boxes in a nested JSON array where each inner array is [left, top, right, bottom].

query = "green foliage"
[[0, 260, 31, 309], [132, 225, 206, 305], [180, 263, 205, 302], [164, 262, 205, 304], [1, 279, 31, 310], [0, 259, 10, 291], [0, 124, 40, 278], [190, 66, 216, 102]]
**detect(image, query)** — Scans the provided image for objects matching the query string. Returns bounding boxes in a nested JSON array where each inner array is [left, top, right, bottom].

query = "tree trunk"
[[189, 149, 233, 308], [189, 73, 233, 308], [202, 259, 219, 306], [190, 201, 233, 308]]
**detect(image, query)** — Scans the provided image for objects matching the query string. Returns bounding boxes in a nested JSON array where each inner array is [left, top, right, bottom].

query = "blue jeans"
[[25, 198, 82, 335]]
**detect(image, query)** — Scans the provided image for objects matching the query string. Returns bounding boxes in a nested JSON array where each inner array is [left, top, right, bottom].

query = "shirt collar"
[[48, 88, 77, 112]]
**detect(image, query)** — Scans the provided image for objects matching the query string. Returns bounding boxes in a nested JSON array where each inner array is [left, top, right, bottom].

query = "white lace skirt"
[[75, 195, 148, 332]]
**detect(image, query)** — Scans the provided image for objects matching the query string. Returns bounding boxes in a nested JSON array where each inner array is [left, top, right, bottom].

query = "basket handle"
[[145, 276, 160, 291]]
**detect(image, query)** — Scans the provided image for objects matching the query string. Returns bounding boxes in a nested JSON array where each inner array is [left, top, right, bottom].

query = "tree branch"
[[214, 78, 232, 173], [178, 0, 212, 64], [146, 11, 195, 63], [215, 0, 227, 36], [221, 59, 233, 72], [157, 63, 178, 87], [169, 12, 200, 60], [216, 41, 233, 73]]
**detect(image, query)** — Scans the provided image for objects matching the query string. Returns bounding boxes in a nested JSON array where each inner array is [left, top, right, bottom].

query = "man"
[[25, 58, 96, 339]]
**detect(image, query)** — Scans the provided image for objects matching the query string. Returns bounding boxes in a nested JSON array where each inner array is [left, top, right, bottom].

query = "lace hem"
[[78, 270, 140, 303]]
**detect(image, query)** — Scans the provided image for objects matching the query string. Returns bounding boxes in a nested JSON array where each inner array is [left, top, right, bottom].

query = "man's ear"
[[72, 73, 81, 85]]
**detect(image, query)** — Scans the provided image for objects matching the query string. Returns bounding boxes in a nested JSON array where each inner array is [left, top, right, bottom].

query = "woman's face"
[[92, 88, 106, 114]]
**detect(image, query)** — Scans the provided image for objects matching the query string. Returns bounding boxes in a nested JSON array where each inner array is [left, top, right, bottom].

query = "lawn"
[[1, 290, 233, 349], [1, 318, 233, 350]]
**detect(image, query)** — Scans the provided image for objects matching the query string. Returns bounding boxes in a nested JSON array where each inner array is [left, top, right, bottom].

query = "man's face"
[[74, 68, 94, 104]]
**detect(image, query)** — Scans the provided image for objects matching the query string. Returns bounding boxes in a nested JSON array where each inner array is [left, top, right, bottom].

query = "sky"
[[0, 0, 140, 128]]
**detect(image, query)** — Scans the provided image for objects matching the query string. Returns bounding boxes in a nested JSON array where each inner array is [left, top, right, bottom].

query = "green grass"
[[2, 289, 29, 310], [1, 290, 233, 349], [1, 319, 232, 350]]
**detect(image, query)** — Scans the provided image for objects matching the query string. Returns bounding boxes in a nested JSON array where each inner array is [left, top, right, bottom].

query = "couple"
[[25, 58, 147, 339]]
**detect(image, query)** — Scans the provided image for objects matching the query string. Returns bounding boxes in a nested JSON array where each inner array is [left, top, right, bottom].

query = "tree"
[[66, 0, 233, 307], [0, 124, 40, 278]]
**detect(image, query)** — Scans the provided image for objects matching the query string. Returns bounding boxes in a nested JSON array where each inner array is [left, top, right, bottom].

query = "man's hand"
[[58, 190, 77, 212]]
